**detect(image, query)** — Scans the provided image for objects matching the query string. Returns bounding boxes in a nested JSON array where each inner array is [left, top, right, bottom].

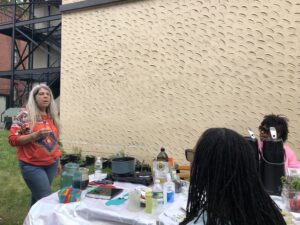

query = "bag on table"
[[260, 139, 285, 196]]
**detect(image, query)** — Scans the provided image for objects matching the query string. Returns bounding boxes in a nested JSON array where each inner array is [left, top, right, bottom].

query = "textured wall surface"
[[61, 0, 300, 164]]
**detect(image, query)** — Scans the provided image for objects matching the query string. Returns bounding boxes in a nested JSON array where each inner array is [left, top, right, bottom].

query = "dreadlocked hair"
[[180, 128, 286, 225], [260, 114, 289, 142]]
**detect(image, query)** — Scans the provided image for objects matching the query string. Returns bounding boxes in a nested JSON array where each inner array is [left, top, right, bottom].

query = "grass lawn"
[[0, 130, 60, 225]]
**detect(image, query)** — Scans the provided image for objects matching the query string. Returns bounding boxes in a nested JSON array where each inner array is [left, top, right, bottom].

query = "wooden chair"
[[175, 148, 193, 180], [176, 164, 191, 180]]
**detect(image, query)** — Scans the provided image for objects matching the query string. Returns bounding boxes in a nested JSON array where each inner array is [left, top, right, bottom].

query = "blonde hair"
[[26, 84, 60, 131]]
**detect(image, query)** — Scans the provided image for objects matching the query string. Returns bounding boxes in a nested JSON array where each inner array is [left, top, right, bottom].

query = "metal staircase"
[[0, 0, 61, 107]]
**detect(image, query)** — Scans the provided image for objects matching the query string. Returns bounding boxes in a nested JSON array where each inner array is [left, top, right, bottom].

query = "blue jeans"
[[19, 160, 59, 206]]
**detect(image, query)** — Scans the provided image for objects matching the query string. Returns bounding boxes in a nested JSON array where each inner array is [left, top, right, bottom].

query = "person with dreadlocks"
[[259, 114, 300, 172], [180, 128, 286, 225]]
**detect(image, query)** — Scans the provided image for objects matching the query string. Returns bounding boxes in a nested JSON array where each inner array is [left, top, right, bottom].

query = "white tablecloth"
[[25, 183, 300, 225], [23, 181, 188, 225], [271, 195, 300, 225]]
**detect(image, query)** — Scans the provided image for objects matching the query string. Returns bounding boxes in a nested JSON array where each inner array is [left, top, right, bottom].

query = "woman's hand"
[[33, 128, 52, 140], [14, 128, 52, 145]]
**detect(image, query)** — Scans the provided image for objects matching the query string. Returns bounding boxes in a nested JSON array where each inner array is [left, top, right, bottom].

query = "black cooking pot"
[[112, 157, 136, 176]]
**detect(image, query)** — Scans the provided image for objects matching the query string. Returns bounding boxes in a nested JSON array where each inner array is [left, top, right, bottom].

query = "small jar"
[[73, 167, 89, 190]]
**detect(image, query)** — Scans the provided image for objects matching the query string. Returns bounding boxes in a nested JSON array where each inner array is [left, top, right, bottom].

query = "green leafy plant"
[[115, 149, 126, 158], [291, 177, 300, 191], [282, 176, 300, 191]]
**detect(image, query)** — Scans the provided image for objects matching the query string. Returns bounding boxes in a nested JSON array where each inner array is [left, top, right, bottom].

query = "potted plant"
[[282, 176, 300, 212], [60, 146, 82, 166]]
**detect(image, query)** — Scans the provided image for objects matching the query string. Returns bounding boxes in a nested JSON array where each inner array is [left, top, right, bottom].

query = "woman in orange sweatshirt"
[[9, 84, 61, 206]]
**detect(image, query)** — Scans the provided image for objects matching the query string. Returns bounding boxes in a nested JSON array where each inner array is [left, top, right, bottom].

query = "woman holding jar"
[[8, 84, 61, 206]]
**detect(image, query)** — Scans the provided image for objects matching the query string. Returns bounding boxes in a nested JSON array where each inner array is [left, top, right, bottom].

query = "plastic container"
[[60, 162, 79, 189], [127, 189, 142, 212], [94, 157, 102, 181]]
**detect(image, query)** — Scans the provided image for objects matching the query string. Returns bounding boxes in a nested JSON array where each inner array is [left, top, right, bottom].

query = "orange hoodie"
[[8, 109, 61, 166]]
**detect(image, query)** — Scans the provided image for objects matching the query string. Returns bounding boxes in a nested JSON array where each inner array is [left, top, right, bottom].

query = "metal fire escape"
[[0, 0, 61, 107]]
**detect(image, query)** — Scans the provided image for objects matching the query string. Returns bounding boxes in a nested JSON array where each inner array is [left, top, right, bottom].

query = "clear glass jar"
[[73, 167, 89, 190], [60, 162, 79, 189]]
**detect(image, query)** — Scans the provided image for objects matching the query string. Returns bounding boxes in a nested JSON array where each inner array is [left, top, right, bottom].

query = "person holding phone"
[[258, 114, 300, 172], [8, 84, 61, 206], [180, 128, 286, 225]]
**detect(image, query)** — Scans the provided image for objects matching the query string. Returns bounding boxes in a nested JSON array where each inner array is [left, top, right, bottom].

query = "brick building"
[[0, 1, 60, 115]]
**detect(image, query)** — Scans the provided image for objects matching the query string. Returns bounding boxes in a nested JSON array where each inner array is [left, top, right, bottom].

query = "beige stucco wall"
[[60, 0, 300, 164]]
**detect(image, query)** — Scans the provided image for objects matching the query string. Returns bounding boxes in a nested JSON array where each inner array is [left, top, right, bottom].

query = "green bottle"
[[157, 147, 168, 162]]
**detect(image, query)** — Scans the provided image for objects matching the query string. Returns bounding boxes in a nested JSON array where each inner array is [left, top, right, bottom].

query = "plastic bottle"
[[168, 156, 176, 181], [168, 156, 175, 171], [145, 191, 153, 214], [157, 147, 168, 162], [155, 148, 169, 184], [152, 179, 164, 215], [94, 156, 102, 181], [164, 173, 175, 203], [171, 170, 182, 193]]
